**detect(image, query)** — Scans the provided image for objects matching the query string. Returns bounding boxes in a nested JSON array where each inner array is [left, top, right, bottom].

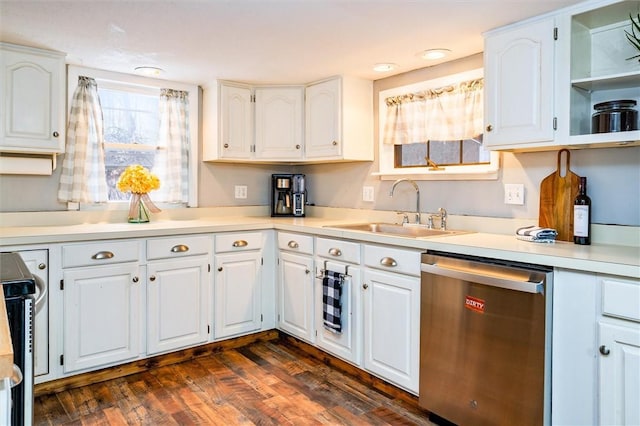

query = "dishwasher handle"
[[421, 262, 545, 294]]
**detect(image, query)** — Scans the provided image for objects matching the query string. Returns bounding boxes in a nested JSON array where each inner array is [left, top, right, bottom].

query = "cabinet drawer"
[[215, 232, 263, 253], [62, 240, 140, 268], [602, 276, 640, 322], [277, 232, 313, 255], [316, 237, 360, 264], [364, 245, 421, 277], [147, 235, 212, 260]]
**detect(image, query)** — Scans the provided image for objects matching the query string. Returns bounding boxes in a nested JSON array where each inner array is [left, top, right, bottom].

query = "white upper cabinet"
[[564, 0, 640, 147], [484, 0, 640, 152], [255, 87, 304, 160], [484, 17, 557, 150], [203, 81, 253, 161], [305, 76, 373, 161], [0, 43, 65, 154], [203, 76, 373, 163]]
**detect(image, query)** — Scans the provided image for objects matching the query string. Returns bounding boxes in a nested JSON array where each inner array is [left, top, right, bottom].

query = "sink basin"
[[325, 222, 470, 238]]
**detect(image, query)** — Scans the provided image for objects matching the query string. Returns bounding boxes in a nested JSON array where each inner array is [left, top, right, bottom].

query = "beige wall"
[[1, 54, 639, 226]]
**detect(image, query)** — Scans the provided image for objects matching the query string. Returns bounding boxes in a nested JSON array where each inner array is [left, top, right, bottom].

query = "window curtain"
[[58, 76, 109, 203], [383, 78, 484, 144], [153, 89, 190, 203]]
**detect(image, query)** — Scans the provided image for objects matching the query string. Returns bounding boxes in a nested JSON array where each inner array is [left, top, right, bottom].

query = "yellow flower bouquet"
[[117, 165, 162, 223]]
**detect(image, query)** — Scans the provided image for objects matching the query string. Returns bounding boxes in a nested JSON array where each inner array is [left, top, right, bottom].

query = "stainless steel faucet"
[[389, 178, 420, 224]]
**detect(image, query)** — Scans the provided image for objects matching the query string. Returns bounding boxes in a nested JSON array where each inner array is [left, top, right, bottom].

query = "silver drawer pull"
[[233, 240, 248, 248], [380, 257, 397, 267], [328, 248, 342, 257], [171, 244, 189, 253], [288, 241, 299, 249], [92, 251, 114, 260]]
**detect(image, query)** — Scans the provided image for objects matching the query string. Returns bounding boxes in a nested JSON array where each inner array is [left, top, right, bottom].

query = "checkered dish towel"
[[516, 225, 558, 243], [323, 271, 343, 334]]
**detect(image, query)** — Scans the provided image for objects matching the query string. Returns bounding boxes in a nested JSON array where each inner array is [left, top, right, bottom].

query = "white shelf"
[[569, 129, 640, 146], [572, 70, 640, 91]]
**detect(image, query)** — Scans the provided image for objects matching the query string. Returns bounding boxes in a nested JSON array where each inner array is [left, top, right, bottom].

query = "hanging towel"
[[323, 270, 343, 334], [516, 225, 558, 243]]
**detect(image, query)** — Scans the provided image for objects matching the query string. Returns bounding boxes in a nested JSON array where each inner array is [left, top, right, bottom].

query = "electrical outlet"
[[234, 185, 247, 199], [362, 186, 375, 202], [504, 183, 524, 205]]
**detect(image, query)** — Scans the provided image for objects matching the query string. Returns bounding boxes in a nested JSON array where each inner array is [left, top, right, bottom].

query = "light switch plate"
[[362, 186, 375, 202], [234, 185, 247, 199], [504, 183, 524, 205]]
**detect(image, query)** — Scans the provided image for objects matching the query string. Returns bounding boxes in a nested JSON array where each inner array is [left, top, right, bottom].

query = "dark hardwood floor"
[[34, 339, 435, 425]]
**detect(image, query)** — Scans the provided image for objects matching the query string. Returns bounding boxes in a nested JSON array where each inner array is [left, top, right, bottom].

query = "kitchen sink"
[[325, 223, 471, 238]]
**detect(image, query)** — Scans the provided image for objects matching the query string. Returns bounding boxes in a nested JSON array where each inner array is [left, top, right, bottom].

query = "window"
[[66, 66, 199, 208], [377, 68, 499, 181], [99, 84, 160, 201]]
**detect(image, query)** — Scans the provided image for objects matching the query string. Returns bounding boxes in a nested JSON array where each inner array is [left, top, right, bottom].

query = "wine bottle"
[[573, 176, 591, 245]]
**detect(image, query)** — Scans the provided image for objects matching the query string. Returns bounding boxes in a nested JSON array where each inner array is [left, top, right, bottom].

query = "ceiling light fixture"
[[134, 66, 164, 76], [420, 49, 451, 60], [373, 63, 398, 72]]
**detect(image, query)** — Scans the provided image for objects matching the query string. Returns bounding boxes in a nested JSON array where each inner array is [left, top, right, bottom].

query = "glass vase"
[[128, 196, 150, 223]]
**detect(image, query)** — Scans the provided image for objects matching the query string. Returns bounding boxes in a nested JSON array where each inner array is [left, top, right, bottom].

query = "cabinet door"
[[305, 78, 341, 159], [363, 268, 420, 393], [0, 45, 65, 153], [315, 261, 361, 365], [278, 251, 314, 342], [220, 83, 253, 159], [147, 256, 209, 355], [255, 87, 303, 159], [484, 17, 556, 148], [214, 251, 262, 339], [62, 263, 141, 373], [599, 322, 640, 426]]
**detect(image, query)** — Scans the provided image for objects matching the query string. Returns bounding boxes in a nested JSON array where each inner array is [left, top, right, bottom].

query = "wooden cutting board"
[[539, 149, 581, 241]]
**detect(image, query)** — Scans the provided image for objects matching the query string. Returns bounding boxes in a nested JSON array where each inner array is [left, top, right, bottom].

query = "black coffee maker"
[[271, 174, 305, 217]]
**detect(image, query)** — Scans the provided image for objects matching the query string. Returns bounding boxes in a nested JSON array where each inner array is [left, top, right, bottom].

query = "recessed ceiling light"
[[373, 63, 398, 72], [420, 49, 451, 60], [134, 66, 164, 76]]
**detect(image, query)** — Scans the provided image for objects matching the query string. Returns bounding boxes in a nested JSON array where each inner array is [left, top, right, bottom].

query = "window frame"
[[66, 65, 199, 209], [376, 68, 500, 181]]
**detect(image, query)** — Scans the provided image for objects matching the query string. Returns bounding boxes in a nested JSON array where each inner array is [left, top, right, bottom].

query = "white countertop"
[[1, 212, 638, 278]]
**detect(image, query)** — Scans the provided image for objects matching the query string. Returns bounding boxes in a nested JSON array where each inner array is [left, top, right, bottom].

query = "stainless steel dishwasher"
[[419, 251, 552, 426]]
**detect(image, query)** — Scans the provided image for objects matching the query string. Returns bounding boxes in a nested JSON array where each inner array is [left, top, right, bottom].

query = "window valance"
[[383, 78, 484, 144]]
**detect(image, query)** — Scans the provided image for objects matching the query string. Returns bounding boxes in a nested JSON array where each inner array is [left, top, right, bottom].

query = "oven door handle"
[[9, 364, 22, 388], [421, 263, 544, 294], [34, 275, 47, 312]]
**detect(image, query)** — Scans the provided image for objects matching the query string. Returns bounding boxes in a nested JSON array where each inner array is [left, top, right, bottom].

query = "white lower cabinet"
[[553, 269, 640, 426], [146, 256, 209, 354], [314, 237, 362, 365], [62, 262, 142, 373], [214, 232, 264, 339], [362, 244, 421, 394], [277, 232, 315, 343]]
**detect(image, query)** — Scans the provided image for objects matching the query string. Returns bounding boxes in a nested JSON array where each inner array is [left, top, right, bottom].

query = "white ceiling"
[[1, 0, 584, 87]]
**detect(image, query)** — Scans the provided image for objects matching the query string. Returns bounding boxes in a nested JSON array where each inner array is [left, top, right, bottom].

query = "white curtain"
[[154, 89, 190, 203], [383, 78, 484, 144], [58, 76, 109, 203]]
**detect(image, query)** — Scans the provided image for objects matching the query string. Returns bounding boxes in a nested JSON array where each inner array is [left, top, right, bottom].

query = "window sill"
[[373, 165, 500, 181]]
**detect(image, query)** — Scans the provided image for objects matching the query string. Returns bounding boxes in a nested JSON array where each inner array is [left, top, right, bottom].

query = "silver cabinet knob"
[[328, 248, 342, 257], [223, 143, 229, 148], [332, 140, 338, 146], [288, 241, 299, 249], [149, 275, 156, 282], [362, 283, 369, 289], [599, 345, 610, 356], [53, 131, 60, 138], [295, 144, 301, 149], [486, 124, 493, 132], [218, 267, 223, 272], [38, 263, 46, 270], [132, 276, 139, 283], [305, 269, 310, 274]]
